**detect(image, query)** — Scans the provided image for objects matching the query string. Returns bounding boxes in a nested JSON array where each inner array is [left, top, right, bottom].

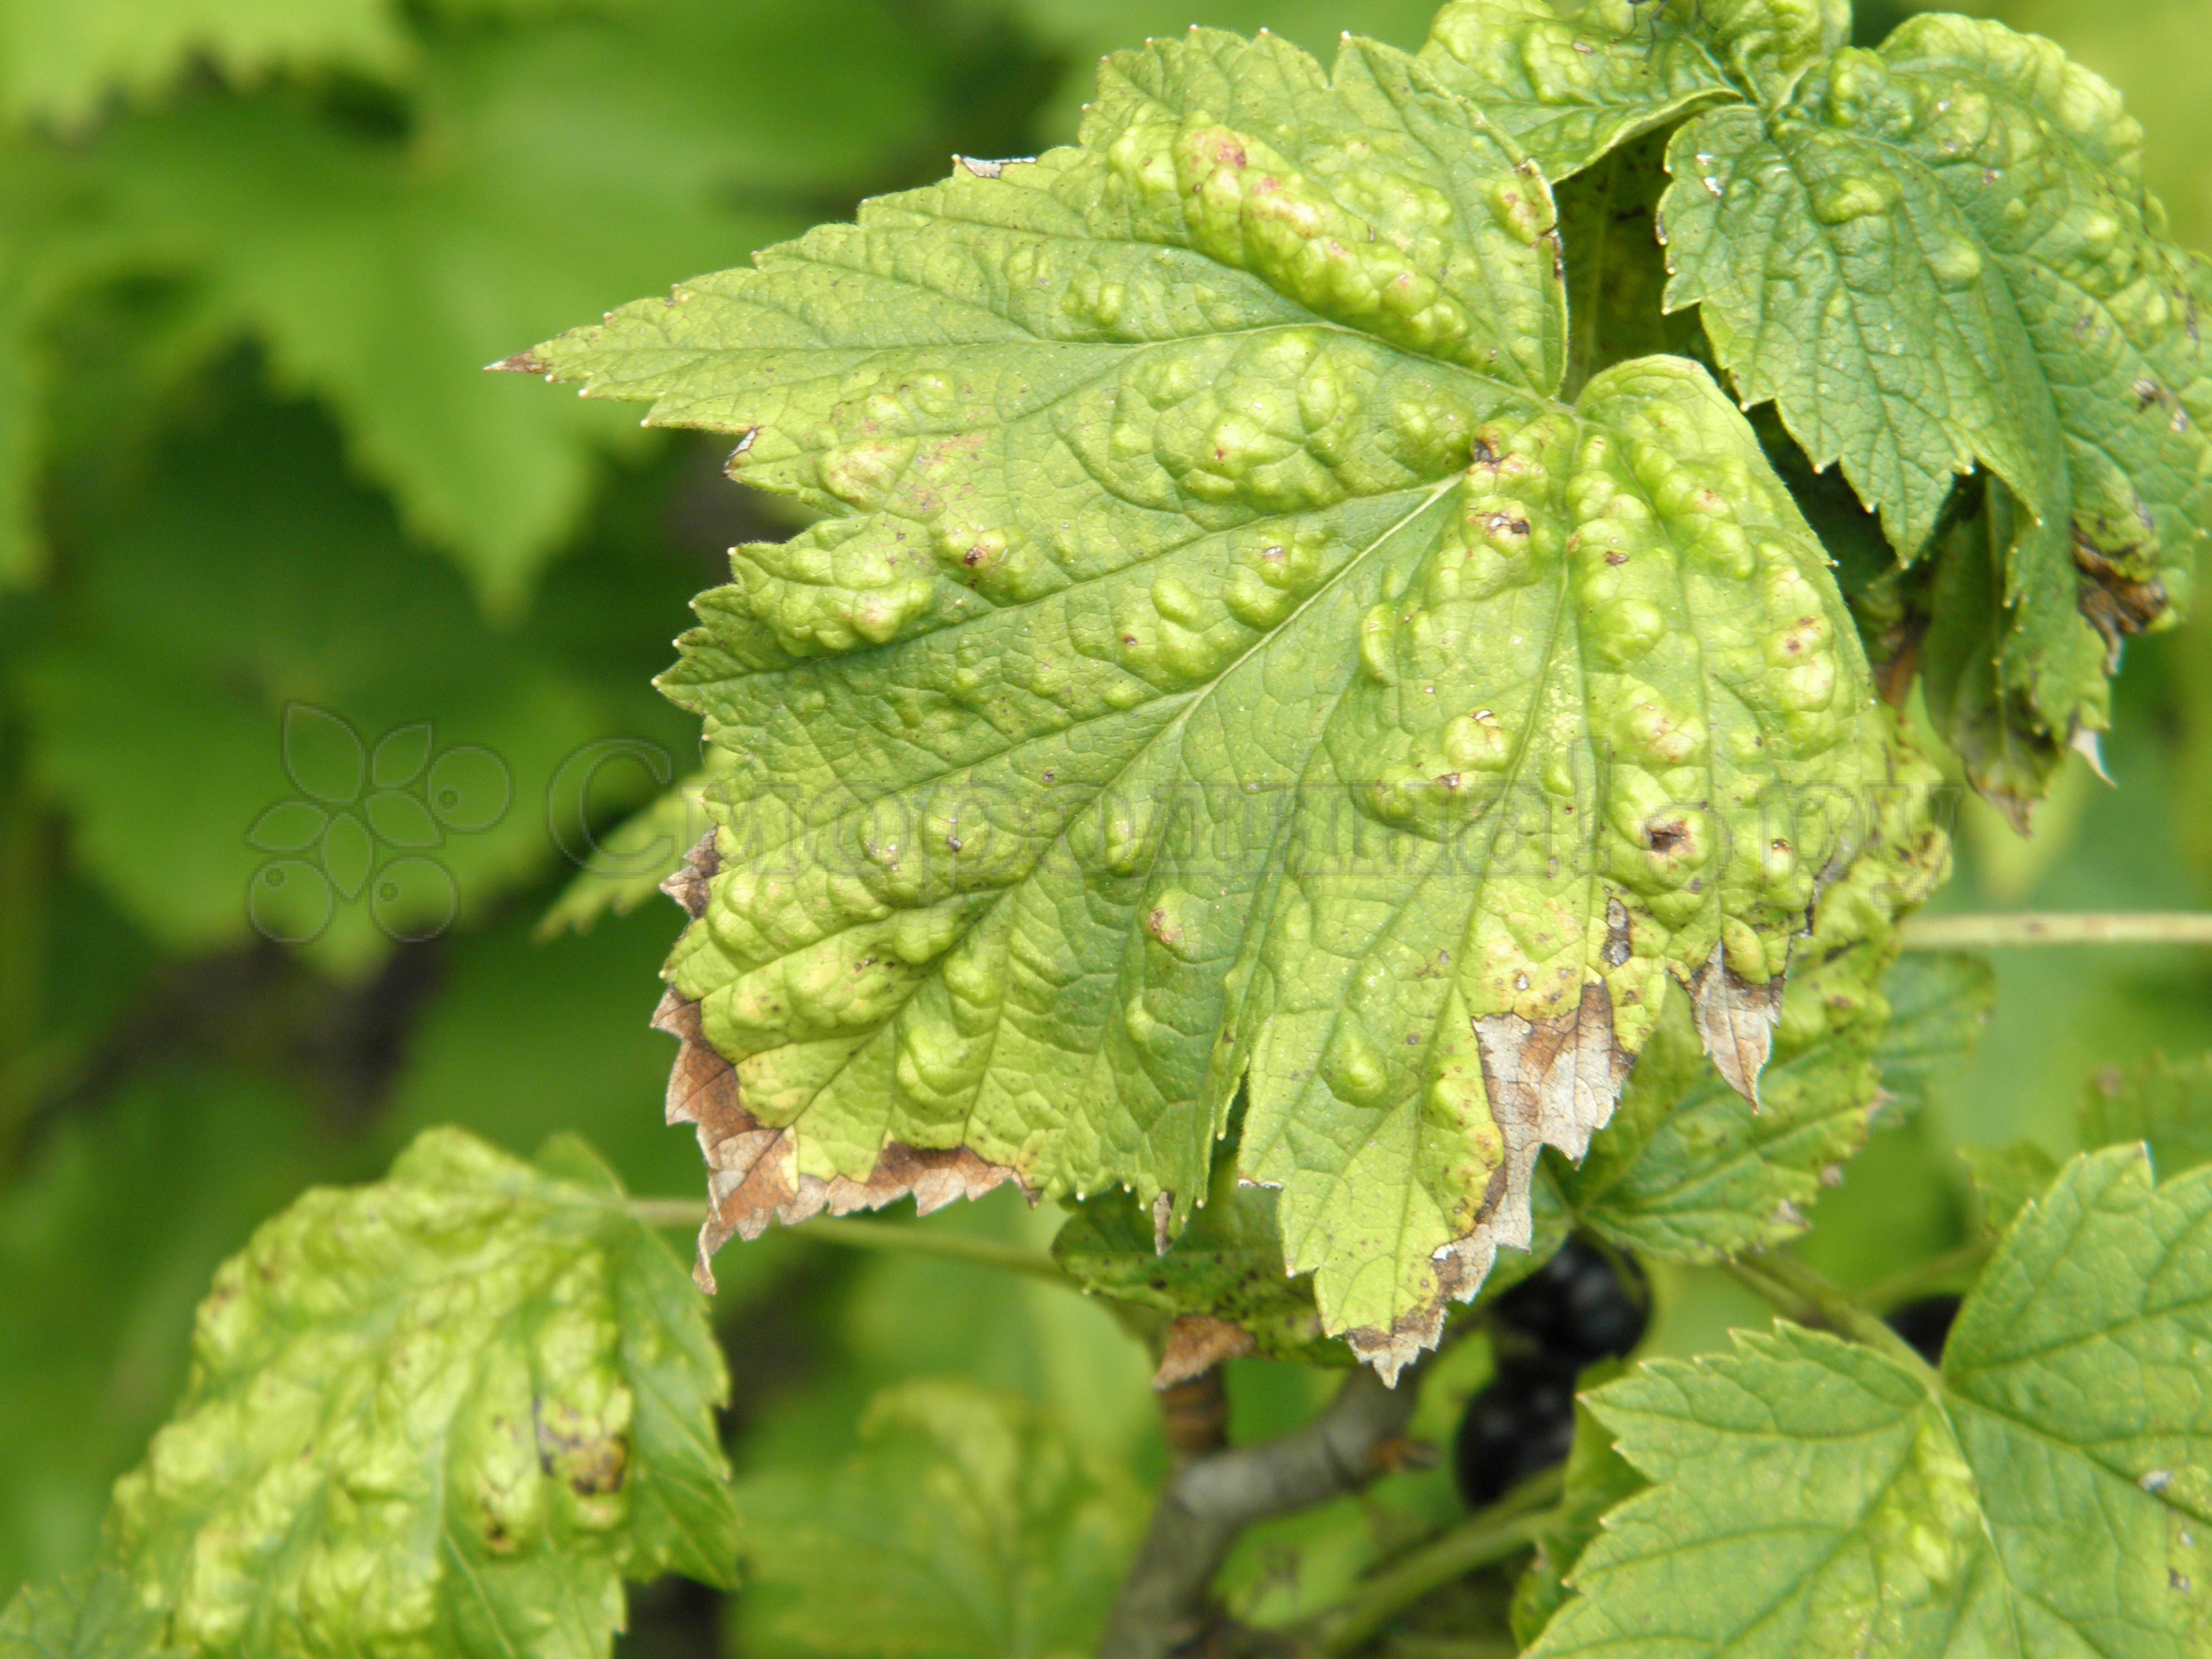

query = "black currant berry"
[[1453, 1239, 1650, 1509], [1453, 1357, 1578, 1507], [1492, 1237, 1650, 1367]]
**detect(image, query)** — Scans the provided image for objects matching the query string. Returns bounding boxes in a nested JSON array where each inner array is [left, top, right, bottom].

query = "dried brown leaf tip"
[[653, 835, 1026, 1293], [1689, 943, 1785, 1107]]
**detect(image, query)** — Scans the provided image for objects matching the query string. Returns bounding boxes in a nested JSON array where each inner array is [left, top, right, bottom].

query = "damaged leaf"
[[1423, 2, 2212, 817], [1533, 1147, 2212, 1659], [106, 1129, 739, 1659], [524, 23, 1900, 1374], [1054, 1181, 1345, 1382], [1557, 734, 1961, 1259], [1664, 13, 2212, 811]]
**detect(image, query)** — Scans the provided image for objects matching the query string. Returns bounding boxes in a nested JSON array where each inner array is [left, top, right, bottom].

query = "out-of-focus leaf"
[[1550, 130, 1680, 397], [538, 759, 719, 938], [0, 1566, 169, 1659], [1868, 949, 1995, 1125], [1533, 1148, 2212, 1659], [85, 0, 944, 606], [734, 1379, 1142, 1659], [21, 386, 664, 972], [2081, 1050, 2212, 1178], [0, 0, 409, 130], [1958, 1138, 2060, 1236], [384, 901, 698, 1195], [1055, 1180, 1342, 1376], [109, 1128, 739, 1658], [0, 1070, 339, 1603]]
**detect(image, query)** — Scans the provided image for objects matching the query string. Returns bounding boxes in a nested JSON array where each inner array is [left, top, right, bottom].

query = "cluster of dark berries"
[[1453, 1238, 1649, 1507], [1452, 1249, 1966, 1508]]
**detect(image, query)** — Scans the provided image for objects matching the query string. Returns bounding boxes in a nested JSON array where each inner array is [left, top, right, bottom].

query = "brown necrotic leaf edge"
[[1342, 910, 1781, 1380], [653, 833, 1028, 1292]]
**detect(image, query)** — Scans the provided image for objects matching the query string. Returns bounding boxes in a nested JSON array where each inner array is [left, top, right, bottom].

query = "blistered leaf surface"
[[1558, 744, 1957, 1259], [1418, 0, 1735, 178], [1668, 15, 2212, 805], [108, 1129, 738, 1659], [1423, 3, 2211, 814], [1531, 1148, 2212, 1657], [524, 21, 1907, 1372]]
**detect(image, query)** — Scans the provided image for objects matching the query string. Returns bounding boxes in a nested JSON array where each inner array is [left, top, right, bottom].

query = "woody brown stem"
[[1099, 1364, 1427, 1659]]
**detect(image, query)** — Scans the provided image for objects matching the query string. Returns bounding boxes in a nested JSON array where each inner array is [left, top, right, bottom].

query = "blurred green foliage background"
[[3, 1, 2211, 1653]]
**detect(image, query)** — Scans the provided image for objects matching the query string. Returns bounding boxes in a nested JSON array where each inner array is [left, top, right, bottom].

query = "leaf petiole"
[[1857, 1240, 1992, 1312], [1311, 1467, 1565, 1656], [629, 1200, 1077, 1288]]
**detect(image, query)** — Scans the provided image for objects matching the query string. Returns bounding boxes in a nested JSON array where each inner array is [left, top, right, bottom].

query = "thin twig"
[[1724, 1253, 1939, 1385], [1099, 1364, 1428, 1659], [1900, 912, 2212, 949], [628, 1200, 1075, 1287], [1313, 1468, 1564, 1656]]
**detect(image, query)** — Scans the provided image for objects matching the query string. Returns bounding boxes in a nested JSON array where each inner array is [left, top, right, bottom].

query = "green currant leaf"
[[1530, 1147, 2212, 1658], [1415, 0, 1850, 180], [84, 0, 948, 608], [106, 1129, 739, 1659], [1418, 0, 1738, 179], [1425, 6, 2209, 814], [1663, 18, 2212, 812], [0, 1069, 341, 1602], [2082, 1051, 2212, 1180], [735, 1380, 1143, 1659], [1, 1568, 171, 1659], [1054, 1181, 1345, 1379], [1507, 1366, 1644, 1649], [524, 25, 1899, 1375], [1557, 730, 1957, 1258]]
